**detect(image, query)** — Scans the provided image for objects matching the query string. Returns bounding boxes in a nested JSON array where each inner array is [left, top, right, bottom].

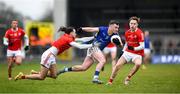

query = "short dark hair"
[[129, 16, 140, 23], [58, 26, 74, 34], [109, 20, 119, 25]]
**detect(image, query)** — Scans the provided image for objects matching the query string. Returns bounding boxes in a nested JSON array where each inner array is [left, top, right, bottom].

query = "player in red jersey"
[[14, 26, 96, 81], [107, 16, 144, 85], [3, 20, 29, 80]]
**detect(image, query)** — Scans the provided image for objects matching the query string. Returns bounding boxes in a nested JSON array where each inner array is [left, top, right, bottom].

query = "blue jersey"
[[93, 26, 116, 50], [144, 36, 150, 49]]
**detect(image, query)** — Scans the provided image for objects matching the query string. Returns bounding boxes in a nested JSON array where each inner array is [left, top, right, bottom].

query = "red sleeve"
[[67, 37, 74, 44], [4, 30, 9, 38], [137, 29, 144, 42], [20, 28, 25, 37], [124, 31, 128, 41]]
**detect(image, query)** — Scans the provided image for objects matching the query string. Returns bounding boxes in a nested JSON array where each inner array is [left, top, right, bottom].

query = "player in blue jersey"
[[57, 20, 123, 84], [142, 30, 153, 69]]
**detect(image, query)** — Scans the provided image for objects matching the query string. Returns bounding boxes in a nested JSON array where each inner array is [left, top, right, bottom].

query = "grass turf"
[[0, 61, 180, 93]]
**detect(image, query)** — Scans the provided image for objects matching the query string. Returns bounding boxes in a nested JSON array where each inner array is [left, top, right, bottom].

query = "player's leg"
[[30, 69, 39, 74], [57, 56, 94, 75], [6, 50, 15, 80], [92, 50, 106, 84], [110, 47, 117, 68], [15, 55, 22, 65], [15, 65, 49, 80], [107, 56, 127, 85], [47, 64, 57, 79], [7, 56, 14, 80], [143, 53, 150, 68], [102, 47, 109, 71], [142, 49, 151, 69], [124, 56, 142, 85]]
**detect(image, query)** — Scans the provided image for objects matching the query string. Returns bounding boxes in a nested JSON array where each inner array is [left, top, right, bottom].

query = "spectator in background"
[[167, 40, 176, 55], [142, 30, 154, 69], [153, 38, 162, 55], [3, 20, 29, 80], [176, 41, 180, 54]]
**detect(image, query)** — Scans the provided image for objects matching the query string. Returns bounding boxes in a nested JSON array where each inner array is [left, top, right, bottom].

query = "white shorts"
[[40, 49, 56, 69], [122, 51, 142, 63], [87, 46, 101, 57], [103, 46, 117, 54], [144, 48, 151, 55], [7, 49, 22, 57]]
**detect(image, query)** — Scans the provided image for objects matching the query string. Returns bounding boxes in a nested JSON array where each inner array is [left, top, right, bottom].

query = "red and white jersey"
[[52, 33, 74, 55], [4, 28, 25, 51], [125, 28, 144, 56], [107, 42, 116, 48]]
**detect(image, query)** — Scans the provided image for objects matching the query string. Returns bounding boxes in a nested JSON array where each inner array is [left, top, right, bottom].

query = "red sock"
[[109, 78, 113, 83], [21, 75, 26, 79], [128, 75, 131, 79]]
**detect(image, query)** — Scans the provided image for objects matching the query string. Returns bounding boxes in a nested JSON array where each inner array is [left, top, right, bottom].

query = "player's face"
[[129, 20, 138, 31], [144, 31, 149, 37], [70, 29, 76, 37], [11, 21, 18, 29], [111, 24, 119, 33]]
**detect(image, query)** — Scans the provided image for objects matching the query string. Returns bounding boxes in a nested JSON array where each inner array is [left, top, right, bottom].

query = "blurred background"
[[0, 0, 180, 64]]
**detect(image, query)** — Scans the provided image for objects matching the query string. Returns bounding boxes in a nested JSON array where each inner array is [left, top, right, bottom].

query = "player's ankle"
[[21, 75, 26, 79], [109, 78, 113, 83]]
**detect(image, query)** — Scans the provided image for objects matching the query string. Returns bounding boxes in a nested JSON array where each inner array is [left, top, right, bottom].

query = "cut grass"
[[0, 61, 180, 93]]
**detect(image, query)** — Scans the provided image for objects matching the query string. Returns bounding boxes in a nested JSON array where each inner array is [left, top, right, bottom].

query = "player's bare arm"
[[82, 27, 99, 32]]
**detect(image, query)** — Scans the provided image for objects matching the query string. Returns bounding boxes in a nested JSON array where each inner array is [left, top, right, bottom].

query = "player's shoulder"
[[99, 26, 108, 31], [125, 29, 131, 34], [63, 34, 74, 41], [137, 28, 143, 33], [18, 28, 24, 32], [6, 28, 12, 32]]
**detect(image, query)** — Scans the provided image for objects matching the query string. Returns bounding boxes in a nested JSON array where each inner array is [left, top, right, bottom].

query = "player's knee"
[[51, 75, 57, 79], [8, 65, 12, 68], [16, 62, 21, 65], [135, 63, 141, 67], [100, 59, 106, 64], [81, 67, 88, 71], [39, 76, 46, 80]]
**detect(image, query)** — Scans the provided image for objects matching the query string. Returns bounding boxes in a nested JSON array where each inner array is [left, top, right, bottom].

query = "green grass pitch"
[[0, 60, 180, 93]]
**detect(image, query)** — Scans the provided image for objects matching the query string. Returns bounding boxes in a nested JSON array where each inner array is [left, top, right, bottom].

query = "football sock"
[[64, 67, 72, 72], [57, 67, 72, 75], [93, 71, 100, 79], [109, 78, 113, 83]]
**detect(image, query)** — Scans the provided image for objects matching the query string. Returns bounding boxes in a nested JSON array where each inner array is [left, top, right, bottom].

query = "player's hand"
[[92, 42, 101, 47], [128, 45, 134, 50], [112, 38, 120, 45], [24, 46, 29, 51], [120, 43, 124, 47], [74, 27, 83, 34], [8, 42, 13, 46]]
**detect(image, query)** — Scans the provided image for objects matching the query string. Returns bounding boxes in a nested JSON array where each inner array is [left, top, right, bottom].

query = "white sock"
[[93, 75, 99, 80], [64, 68, 68, 72]]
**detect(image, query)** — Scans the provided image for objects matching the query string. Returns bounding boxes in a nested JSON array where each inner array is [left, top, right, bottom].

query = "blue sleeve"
[[99, 26, 107, 33]]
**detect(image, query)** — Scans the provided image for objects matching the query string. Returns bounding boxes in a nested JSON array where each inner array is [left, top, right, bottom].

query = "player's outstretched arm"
[[70, 42, 93, 49], [82, 27, 99, 32], [75, 36, 94, 43]]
